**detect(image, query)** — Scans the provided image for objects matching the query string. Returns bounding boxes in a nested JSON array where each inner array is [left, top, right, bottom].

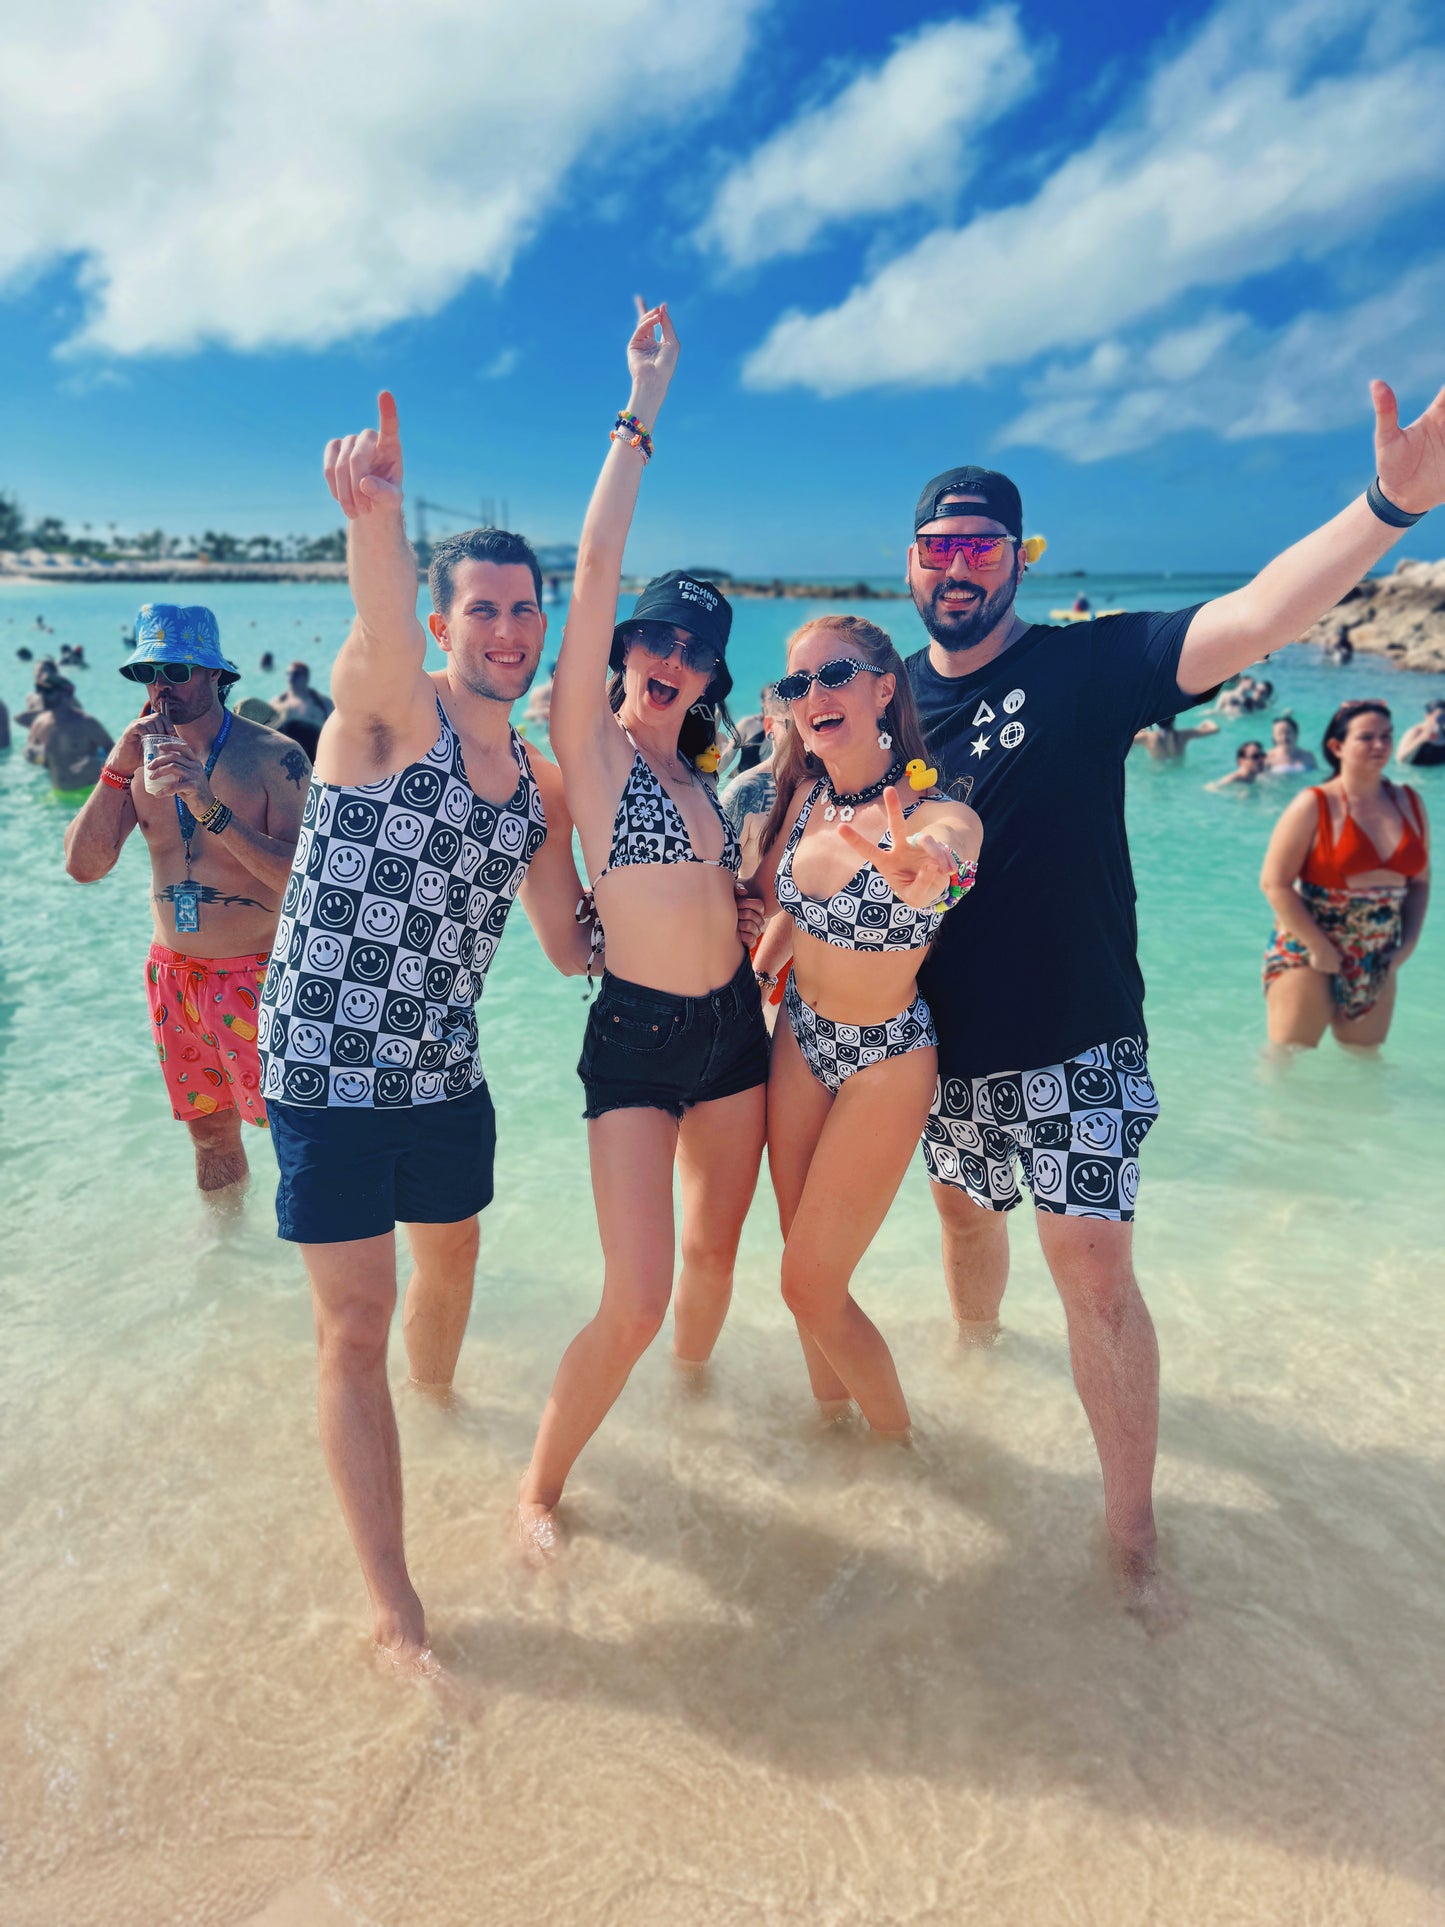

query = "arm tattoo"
[[279, 748, 310, 789]]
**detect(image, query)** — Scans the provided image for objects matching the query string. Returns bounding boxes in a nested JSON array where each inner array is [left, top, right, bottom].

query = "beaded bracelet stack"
[[610, 411, 653, 461], [940, 857, 979, 906]]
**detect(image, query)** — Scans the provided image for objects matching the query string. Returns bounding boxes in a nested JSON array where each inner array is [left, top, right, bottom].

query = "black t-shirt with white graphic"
[[907, 607, 1205, 1077]]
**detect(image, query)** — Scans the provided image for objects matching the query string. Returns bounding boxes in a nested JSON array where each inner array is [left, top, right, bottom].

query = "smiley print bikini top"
[[591, 732, 741, 887], [258, 698, 546, 1109], [775, 779, 974, 952]]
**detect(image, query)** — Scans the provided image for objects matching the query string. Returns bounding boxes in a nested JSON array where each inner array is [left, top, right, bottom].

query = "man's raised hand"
[[837, 790, 953, 909], [324, 391, 404, 520], [1372, 377, 1445, 518]]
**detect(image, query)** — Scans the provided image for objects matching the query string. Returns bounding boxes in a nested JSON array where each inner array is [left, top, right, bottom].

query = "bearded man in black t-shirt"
[[903, 372, 1445, 1626]]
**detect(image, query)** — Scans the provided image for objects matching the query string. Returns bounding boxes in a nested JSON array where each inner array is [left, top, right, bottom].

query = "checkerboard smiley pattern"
[[258, 705, 545, 1109], [921, 1035, 1159, 1220]]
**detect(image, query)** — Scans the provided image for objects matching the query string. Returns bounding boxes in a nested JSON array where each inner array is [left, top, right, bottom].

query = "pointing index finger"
[[377, 390, 400, 446]]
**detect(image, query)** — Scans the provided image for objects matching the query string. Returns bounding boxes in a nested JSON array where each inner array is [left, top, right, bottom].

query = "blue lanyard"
[[175, 707, 233, 870]]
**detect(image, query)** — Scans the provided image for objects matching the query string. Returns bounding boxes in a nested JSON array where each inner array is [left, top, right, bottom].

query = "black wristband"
[[1366, 477, 1426, 528], [202, 802, 233, 834]]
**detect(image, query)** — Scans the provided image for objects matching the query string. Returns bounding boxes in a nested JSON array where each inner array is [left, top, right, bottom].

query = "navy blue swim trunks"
[[270, 1079, 497, 1243]]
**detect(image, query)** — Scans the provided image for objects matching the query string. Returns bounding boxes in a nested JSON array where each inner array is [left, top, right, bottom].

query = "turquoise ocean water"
[[2, 573, 1443, 1924]]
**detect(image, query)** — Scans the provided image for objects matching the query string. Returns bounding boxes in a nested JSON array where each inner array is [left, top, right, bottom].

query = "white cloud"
[[696, 11, 1037, 268], [740, 0, 1445, 396], [481, 348, 521, 381], [0, 0, 762, 357], [998, 257, 1445, 460]]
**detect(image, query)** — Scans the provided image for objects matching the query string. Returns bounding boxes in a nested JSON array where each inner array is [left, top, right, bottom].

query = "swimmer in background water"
[[1206, 741, 1268, 790], [1261, 700, 1430, 1050], [1131, 713, 1220, 761], [1397, 697, 1445, 767], [24, 676, 112, 792], [1263, 713, 1318, 775]]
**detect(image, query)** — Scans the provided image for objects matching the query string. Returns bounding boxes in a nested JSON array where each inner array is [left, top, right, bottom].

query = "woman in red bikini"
[[1261, 701, 1431, 1048]]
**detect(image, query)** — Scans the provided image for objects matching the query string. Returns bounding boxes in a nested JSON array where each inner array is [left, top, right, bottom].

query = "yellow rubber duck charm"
[[906, 759, 938, 790], [695, 744, 722, 775]]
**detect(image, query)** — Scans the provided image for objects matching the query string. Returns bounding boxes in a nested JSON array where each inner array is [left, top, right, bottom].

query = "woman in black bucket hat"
[[517, 302, 769, 1557]]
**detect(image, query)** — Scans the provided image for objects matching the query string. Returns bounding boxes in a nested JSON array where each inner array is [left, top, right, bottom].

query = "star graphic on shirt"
[[970, 732, 992, 758]]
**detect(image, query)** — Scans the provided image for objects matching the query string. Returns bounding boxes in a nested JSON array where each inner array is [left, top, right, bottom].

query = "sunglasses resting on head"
[[772, 658, 886, 705]]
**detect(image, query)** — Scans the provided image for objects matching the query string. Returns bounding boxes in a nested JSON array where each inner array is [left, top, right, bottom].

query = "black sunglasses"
[[125, 661, 197, 685], [772, 657, 885, 704], [623, 625, 718, 679]]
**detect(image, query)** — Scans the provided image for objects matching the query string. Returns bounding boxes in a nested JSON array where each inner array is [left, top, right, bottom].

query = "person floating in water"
[[1206, 741, 1268, 790], [1263, 713, 1318, 775], [273, 659, 333, 730], [1261, 701, 1430, 1051], [262, 391, 596, 1673], [1131, 713, 1220, 761], [902, 364, 1445, 1630], [1397, 697, 1445, 767], [63, 605, 309, 1199], [24, 675, 111, 794]]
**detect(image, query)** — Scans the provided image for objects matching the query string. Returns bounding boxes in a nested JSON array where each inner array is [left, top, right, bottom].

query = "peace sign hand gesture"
[[837, 791, 954, 909], [324, 390, 404, 520], [1372, 377, 1445, 517], [627, 298, 680, 416]]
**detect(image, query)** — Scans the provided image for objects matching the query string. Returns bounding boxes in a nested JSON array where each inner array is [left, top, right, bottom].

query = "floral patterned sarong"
[[1262, 882, 1404, 1021]]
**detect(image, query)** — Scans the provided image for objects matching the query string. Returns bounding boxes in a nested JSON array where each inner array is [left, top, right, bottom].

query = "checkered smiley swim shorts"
[[921, 1036, 1159, 1220]]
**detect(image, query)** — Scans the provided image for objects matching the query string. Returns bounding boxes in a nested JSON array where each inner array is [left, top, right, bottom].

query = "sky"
[[1, 0, 1443, 578]]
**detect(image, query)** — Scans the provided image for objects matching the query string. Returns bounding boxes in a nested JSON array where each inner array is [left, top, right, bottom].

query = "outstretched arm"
[[1179, 379, 1445, 694], [323, 392, 435, 762], [550, 302, 679, 763]]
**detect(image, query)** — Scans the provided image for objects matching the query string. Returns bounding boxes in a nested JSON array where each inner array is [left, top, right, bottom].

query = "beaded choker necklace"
[[822, 756, 905, 822]]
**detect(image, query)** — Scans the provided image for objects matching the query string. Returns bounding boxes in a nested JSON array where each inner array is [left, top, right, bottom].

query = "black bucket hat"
[[610, 570, 734, 703]]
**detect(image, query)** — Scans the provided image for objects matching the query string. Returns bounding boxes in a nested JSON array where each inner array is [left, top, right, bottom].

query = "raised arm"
[[323, 391, 435, 760], [549, 302, 679, 762], [1179, 379, 1445, 694], [64, 700, 151, 881]]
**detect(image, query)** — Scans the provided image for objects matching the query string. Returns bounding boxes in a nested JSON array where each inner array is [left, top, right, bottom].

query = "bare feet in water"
[[1111, 1542, 1190, 1638], [514, 1501, 561, 1569], [954, 1316, 1001, 1348]]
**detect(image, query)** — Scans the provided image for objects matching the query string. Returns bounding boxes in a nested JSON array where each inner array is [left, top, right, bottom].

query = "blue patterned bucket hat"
[[120, 603, 240, 689]]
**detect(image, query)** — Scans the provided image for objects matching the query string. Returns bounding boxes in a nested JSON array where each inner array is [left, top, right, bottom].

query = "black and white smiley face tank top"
[[259, 700, 545, 1109]]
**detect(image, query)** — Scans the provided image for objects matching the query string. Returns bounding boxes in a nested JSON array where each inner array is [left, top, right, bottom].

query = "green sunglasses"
[[124, 661, 198, 685]]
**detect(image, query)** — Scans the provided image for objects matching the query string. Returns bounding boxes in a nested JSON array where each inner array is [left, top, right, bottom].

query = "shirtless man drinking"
[[64, 604, 310, 1198]]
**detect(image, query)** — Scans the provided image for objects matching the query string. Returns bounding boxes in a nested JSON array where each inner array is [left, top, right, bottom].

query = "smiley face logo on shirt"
[[1119, 1160, 1140, 1209], [399, 769, 442, 812], [371, 856, 412, 898], [360, 901, 402, 941], [325, 845, 367, 886], [396, 955, 426, 991], [316, 890, 357, 930], [417, 1041, 447, 1071], [496, 811, 527, 855], [426, 826, 462, 869], [405, 911, 437, 952], [414, 1070, 445, 1101], [381, 811, 426, 854], [333, 1071, 370, 1104], [383, 994, 423, 1034], [425, 963, 455, 1002], [336, 800, 380, 843], [284, 1065, 325, 1103], [339, 986, 381, 1028], [375, 1068, 410, 1106], [350, 944, 392, 983], [414, 870, 447, 908], [296, 978, 337, 1019], [374, 1038, 411, 1066], [1002, 688, 1026, 715], [445, 1062, 475, 1095], [305, 934, 344, 973], [289, 1023, 326, 1060], [332, 1029, 371, 1065], [442, 784, 471, 824]]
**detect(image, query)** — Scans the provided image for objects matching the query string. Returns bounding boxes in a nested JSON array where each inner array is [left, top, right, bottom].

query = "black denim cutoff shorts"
[[578, 955, 769, 1121]]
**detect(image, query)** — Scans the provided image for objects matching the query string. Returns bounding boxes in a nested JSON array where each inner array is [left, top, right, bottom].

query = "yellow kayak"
[[1049, 608, 1127, 622]]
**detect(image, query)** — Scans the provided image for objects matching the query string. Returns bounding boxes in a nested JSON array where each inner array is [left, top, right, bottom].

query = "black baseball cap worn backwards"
[[914, 466, 1023, 541], [611, 569, 735, 700]]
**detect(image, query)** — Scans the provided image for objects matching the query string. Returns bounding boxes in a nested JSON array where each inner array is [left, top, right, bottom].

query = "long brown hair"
[[759, 615, 934, 853]]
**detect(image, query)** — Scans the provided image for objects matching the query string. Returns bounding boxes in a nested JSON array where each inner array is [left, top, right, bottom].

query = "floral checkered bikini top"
[[258, 699, 545, 1109], [776, 779, 974, 952], [591, 733, 741, 888]]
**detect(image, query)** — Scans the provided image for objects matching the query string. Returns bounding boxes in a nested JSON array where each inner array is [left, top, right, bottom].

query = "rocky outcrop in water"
[[1303, 557, 1445, 673]]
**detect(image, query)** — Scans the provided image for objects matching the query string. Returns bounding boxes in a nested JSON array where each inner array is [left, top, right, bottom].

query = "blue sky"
[[2, 0, 1442, 576]]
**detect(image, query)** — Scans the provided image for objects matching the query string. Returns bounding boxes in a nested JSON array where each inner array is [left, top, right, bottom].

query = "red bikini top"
[[1300, 784, 1428, 888]]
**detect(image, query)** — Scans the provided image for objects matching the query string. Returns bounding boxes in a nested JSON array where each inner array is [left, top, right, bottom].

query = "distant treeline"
[[0, 490, 345, 564]]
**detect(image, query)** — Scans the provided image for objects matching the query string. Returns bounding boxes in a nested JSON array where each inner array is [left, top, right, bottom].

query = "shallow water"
[[2, 578, 1443, 1925]]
